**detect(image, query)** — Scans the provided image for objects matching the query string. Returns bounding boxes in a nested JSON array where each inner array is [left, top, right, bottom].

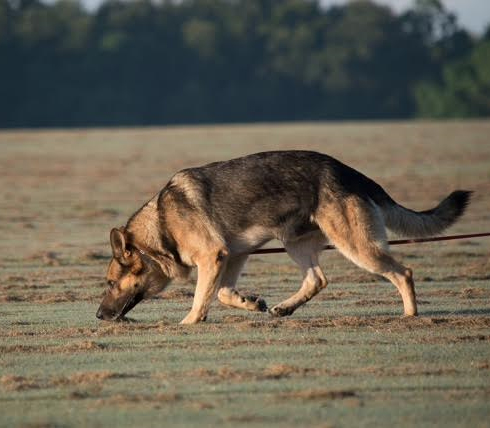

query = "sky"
[[74, 0, 490, 35], [321, 0, 489, 35]]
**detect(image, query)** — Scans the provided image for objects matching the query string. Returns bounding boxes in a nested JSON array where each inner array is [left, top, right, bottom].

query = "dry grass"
[[94, 392, 181, 407], [1, 375, 41, 392], [0, 340, 107, 354], [277, 389, 357, 400], [0, 371, 127, 392]]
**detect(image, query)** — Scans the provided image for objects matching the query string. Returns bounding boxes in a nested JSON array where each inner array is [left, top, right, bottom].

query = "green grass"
[[1, 120, 490, 427]]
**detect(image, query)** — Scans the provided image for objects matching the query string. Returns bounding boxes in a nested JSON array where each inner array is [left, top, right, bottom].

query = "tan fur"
[[127, 196, 161, 251], [126, 197, 191, 279], [167, 173, 226, 248], [313, 195, 417, 316]]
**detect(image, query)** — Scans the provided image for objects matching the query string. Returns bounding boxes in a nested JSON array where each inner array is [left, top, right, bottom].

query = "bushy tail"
[[381, 190, 472, 237]]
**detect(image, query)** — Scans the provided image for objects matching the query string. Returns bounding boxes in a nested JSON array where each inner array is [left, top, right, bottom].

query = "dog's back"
[[162, 150, 470, 243]]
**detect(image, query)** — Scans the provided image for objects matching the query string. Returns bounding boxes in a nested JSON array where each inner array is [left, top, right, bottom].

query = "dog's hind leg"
[[217, 255, 268, 312], [314, 197, 417, 316], [269, 234, 327, 317]]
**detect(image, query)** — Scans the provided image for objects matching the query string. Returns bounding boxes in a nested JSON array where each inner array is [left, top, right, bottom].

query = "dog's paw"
[[255, 297, 268, 312], [180, 312, 207, 324], [244, 295, 268, 312], [269, 305, 295, 317]]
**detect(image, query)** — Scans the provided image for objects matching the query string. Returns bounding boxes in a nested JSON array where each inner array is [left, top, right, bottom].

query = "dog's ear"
[[110, 227, 143, 273], [110, 227, 134, 266], [110, 227, 126, 260]]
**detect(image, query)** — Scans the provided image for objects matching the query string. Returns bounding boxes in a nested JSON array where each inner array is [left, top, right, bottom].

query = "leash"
[[250, 232, 490, 255]]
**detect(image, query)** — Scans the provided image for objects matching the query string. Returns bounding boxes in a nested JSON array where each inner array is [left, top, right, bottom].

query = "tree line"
[[1, 0, 489, 128]]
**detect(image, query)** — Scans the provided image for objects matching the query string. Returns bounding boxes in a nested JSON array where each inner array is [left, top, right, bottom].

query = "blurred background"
[[1, 0, 489, 128]]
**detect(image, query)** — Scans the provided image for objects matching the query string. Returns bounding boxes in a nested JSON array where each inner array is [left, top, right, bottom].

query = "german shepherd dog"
[[96, 151, 471, 324]]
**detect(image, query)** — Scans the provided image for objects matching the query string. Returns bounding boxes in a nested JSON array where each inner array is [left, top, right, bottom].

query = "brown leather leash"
[[250, 232, 490, 255]]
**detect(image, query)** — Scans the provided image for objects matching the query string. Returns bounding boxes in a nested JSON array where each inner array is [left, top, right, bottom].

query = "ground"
[[0, 121, 489, 427]]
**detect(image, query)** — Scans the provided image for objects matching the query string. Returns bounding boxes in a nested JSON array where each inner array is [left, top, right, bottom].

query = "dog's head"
[[96, 228, 171, 321]]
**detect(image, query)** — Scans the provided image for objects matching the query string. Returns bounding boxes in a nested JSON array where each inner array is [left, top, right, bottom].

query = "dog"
[[96, 150, 471, 324]]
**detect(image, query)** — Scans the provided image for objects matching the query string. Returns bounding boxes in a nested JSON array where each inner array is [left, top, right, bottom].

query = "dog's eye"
[[107, 280, 116, 288]]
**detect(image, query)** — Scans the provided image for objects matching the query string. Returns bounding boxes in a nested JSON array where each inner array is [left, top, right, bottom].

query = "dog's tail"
[[379, 190, 472, 237]]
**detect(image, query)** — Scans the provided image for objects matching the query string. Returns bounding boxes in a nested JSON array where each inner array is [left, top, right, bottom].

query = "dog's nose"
[[96, 307, 104, 320]]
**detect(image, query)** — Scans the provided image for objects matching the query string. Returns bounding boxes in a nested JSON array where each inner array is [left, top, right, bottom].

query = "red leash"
[[251, 232, 490, 255]]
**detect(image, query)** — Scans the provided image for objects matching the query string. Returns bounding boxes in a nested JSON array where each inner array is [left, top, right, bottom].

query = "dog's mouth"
[[97, 292, 144, 321], [116, 292, 144, 319]]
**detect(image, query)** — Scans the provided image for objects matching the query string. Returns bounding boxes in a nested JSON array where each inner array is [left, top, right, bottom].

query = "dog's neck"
[[126, 195, 162, 251], [125, 195, 189, 279]]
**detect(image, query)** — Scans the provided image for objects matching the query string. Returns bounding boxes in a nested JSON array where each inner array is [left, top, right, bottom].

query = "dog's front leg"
[[180, 249, 229, 324]]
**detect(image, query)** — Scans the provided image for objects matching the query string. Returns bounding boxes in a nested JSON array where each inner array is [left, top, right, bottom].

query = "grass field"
[[1, 121, 489, 427]]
